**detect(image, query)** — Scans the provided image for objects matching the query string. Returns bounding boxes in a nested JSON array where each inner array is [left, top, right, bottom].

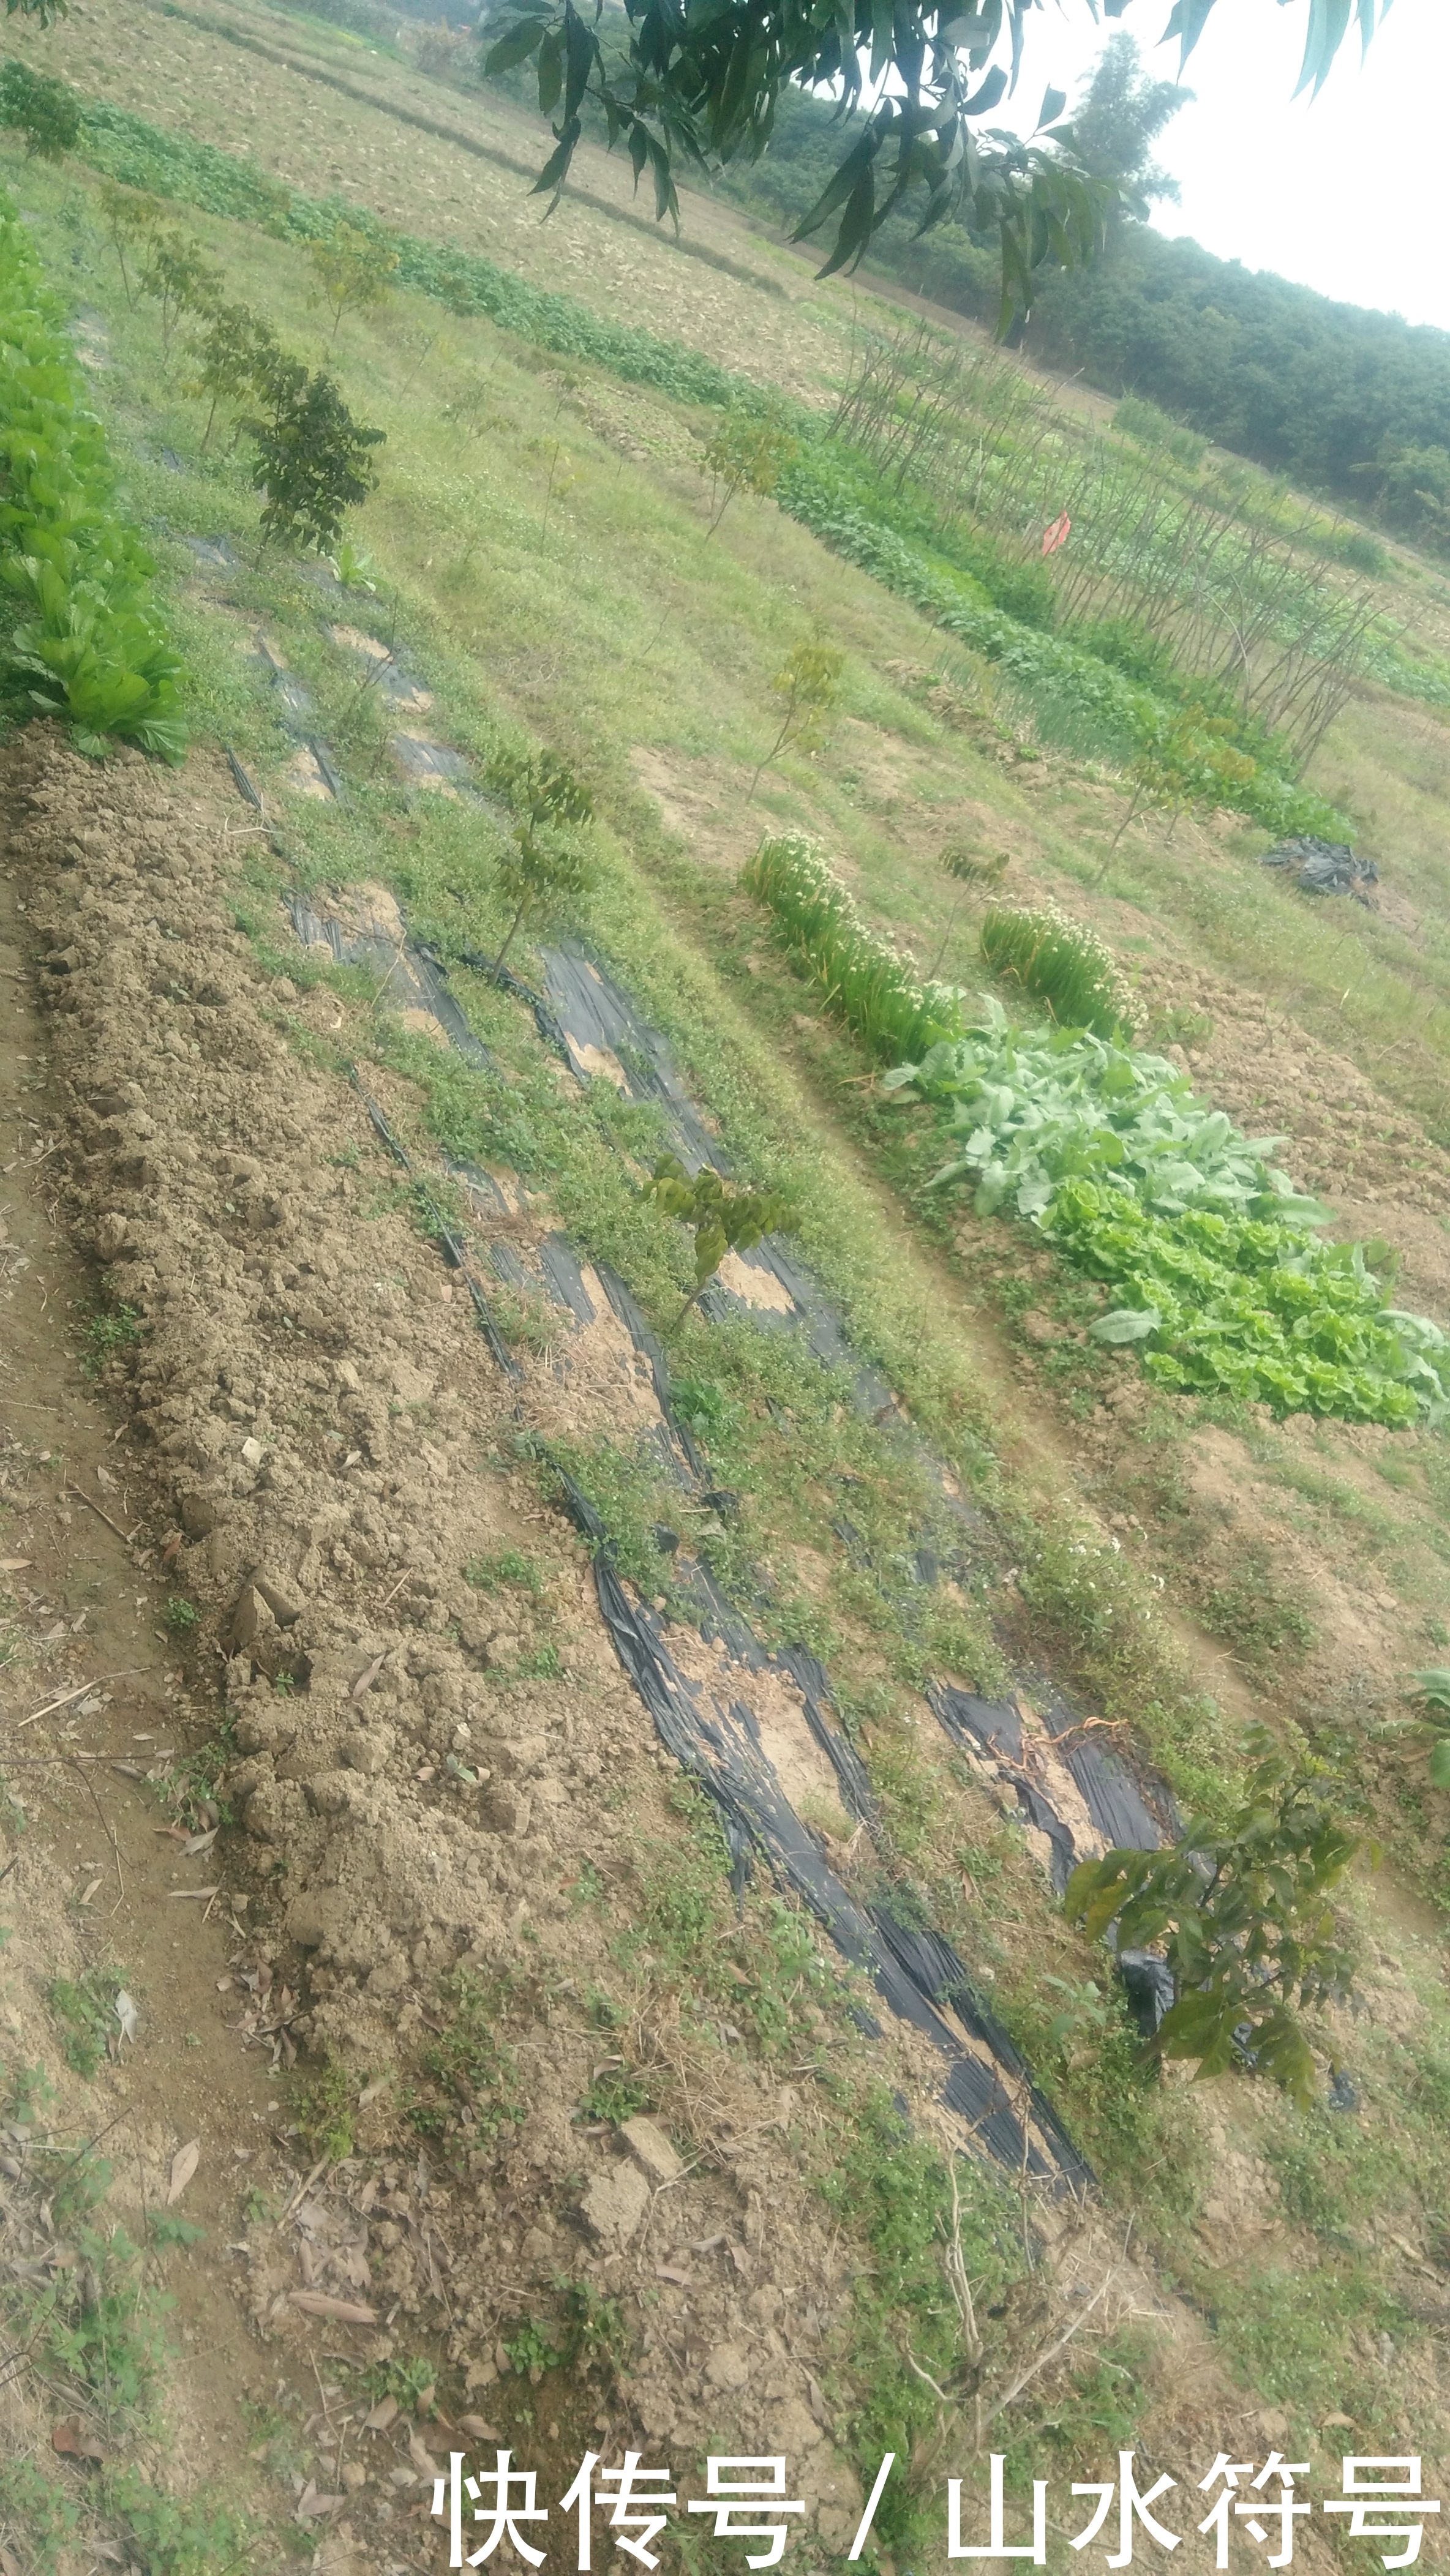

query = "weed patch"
[[48, 1964, 127, 2077]]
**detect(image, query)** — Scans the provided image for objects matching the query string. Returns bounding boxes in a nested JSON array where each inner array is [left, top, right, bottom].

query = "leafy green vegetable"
[[889, 1001, 1304, 1221], [0, 196, 185, 756], [1048, 1180, 1446, 1426], [889, 1000, 1449, 1426]]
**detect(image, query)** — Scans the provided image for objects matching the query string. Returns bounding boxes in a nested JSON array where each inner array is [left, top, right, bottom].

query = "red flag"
[[1041, 512, 1072, 556]]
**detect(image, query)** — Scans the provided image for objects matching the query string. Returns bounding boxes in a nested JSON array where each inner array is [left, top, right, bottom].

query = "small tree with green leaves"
[[186, 299, 284, 447], [749, 640, 844, 796], [1102, 703, 1258, 870], [645, 1154, 796, 1333], [1065, 1723, 1370, 2108], [309, 220, 400, 344], [99, 179, 164, 307], [486, 749, 596, 973], [140, 228, 223, 355], [0, 59, 80, 158], [700, 405, 799, 536], [246, 364, 385, 553]]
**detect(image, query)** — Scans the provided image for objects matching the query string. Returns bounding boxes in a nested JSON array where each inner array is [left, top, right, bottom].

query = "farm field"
[[0, 2, 1449, 2567]]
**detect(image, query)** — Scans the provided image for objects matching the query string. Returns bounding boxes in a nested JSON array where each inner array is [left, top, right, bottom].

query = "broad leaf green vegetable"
[[890, 999, 1450, 1427], [0, 197, 186, 757]]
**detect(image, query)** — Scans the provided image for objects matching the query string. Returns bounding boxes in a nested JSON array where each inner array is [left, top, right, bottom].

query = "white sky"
[[991, 0, 1450, 334]]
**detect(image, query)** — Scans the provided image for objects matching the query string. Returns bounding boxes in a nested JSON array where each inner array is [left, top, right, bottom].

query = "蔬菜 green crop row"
[[886, 1008, 1449, 1427], [0, 195, 183, 756]]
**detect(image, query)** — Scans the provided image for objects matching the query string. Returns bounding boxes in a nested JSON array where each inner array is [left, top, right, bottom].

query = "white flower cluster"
[[981, 898, 1133, 1031], [748, 833, 966, 1036]]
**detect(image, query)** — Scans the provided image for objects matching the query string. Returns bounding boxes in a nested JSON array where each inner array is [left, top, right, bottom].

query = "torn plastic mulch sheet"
[[348, 1076, 521, 1383], [325, 624, 435, 716], [664, 1552, 879, 1829], [285, 893, 491, 1072], [227, 747, 263, 812], [1118, 1950, 1174, 2040], [535, 943, 902, 1425], [418, 939, 571, 1063], [552, 1466, 1092, 2196], [928, 1682, 1169, 1898], [391, 732, 474, 792], [182, 534, 239, 572]]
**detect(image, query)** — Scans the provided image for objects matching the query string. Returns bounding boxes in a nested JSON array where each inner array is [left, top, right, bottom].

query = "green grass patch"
[[48, 1965, 127, 2078]]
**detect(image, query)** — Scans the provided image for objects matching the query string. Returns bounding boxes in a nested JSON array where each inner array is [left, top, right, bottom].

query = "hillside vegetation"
[[0, 1, 1449, 2566]]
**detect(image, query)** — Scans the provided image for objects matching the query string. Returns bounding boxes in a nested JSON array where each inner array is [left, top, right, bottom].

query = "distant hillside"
[[710, 86, 1450, 548]]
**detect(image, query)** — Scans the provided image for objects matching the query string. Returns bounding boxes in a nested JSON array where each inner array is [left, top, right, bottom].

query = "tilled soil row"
[[5, 722, 980, 2544]]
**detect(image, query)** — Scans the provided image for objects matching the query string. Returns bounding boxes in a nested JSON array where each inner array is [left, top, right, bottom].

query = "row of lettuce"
[[0, 190, 184, 756], [67, 94, 1348, 840], [746, 833, 1449, 1430]]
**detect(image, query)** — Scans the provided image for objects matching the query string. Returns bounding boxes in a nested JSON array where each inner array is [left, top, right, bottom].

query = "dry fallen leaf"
[[167, 2138, 200, 2204], [294, 2480, 343, 2523], [113, 1991, 138, 2045], [350, 1651, 386, 1702], [654, 2264, 691, 2287], [362, 2395, 399, 2433], [51, 2419, 105, 2462], [408, 2429, 442, 2479], [182, 1826, 219, 1857], [0, 1559, 32, 1574], [457, 2414, 500, 2441], [288, 2291, 377, 2324], [169, 1885, 220, 1901]]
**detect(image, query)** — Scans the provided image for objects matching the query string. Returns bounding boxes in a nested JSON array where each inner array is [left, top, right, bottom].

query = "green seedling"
[[1067, 1721, 1372, 2106], [644, 1153, 795, 1333], [749, 639, 844, 795]]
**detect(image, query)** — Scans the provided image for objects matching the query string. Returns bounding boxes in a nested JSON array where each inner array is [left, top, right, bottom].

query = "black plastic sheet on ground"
[[928, 1680, 1169, 1896], [536, 944, 903, 1422], [349, 1076, 520, 1382], [552, 1474, 1093, 2193], [286, 895, 492, 1072], [1261, 836, 1379, 900]]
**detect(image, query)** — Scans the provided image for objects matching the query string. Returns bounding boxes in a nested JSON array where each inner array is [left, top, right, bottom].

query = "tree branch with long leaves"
[[480, 0, 1389, 321]]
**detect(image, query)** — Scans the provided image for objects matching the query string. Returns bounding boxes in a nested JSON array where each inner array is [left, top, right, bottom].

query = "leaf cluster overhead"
[[482, 0, 1389, 308]]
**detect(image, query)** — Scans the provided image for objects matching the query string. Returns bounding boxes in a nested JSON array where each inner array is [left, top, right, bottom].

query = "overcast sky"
[[992, 0, 1449, 334]]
